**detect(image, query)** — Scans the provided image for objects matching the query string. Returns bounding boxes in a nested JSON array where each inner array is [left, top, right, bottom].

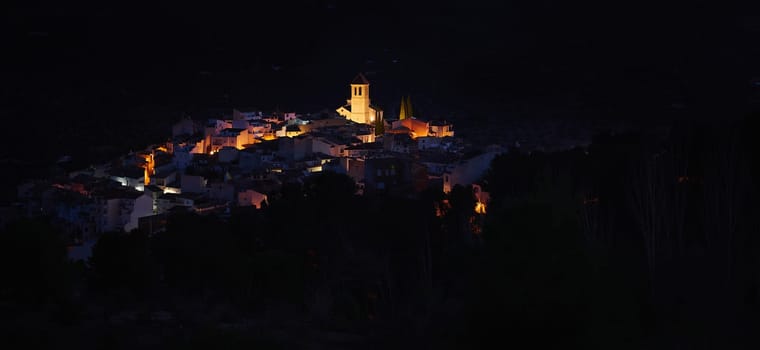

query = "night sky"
[[4, 2, 757, 112], [1, 1, 758, 178]]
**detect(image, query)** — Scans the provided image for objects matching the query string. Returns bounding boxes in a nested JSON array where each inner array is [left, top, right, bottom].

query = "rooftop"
[[351, 73, 370, 85], [109, 166, 144, 179], [234, 107, 260, 113], [430, 119, 453, 126], [96, 188, 144, 200], [345, 142, 383, 150], [219, 128, 246, 135]]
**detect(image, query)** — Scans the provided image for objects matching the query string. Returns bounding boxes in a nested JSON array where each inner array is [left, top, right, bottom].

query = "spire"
[[406, 96, 413, 119], [399, 96, 407, 120]]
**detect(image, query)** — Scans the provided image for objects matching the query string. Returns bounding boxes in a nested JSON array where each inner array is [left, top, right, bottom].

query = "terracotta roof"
[[351, 73, 369, 85], [386, 126, 411, 134]]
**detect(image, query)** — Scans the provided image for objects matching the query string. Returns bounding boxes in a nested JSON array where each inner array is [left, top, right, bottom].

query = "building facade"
[[336, 73, 383, 125]]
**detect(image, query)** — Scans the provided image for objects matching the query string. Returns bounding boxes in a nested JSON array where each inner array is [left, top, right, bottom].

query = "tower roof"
[[351, 73, 370, 85]]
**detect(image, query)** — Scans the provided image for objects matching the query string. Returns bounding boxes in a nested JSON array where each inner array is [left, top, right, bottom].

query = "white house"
[[124, 193, 155, 232], [95, 190, 142, 233], [312, 137, 346, 157], [443, 151, 501, 193], [211, 128, 247, 152], [151, 169, 177, 188], [181, 174, 207, 194], [417, 136, 442, 150], [173, 145, 193, 172], [238, 189, 268, 208], [207, 182, 235, 203], [233, 108, 262, 120], [172, 118, 198, 137], [429, 120, 455, 138], [109, 167, 145, 191]]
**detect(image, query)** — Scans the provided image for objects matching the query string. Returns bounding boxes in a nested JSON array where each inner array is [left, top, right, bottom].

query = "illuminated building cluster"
[[15, 74, 499, 240]]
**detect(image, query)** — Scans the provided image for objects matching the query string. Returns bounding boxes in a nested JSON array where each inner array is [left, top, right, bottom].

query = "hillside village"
[[13, 73, 501, 256]]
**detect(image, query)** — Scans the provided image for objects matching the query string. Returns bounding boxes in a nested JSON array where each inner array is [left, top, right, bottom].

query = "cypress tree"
[[407, 96, 414, 119], [399, 96, 407, 120], [375, 116, 385, 135]]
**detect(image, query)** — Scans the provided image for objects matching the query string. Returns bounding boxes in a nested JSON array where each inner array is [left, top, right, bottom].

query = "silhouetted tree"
[[152, 212, 246, 296], [0, 218, 74, 305], [89, 230, 157, 296], [375, 116, 385, 135], [457, 202, 592, 348], [303, 171, 356, 204]]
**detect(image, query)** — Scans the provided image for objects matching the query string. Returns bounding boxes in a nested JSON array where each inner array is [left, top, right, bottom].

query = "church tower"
[[350, 73, 371, 124], [336, 72, 382, 125]]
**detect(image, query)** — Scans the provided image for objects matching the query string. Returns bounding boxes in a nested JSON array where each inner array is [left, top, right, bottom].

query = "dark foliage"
[[2, 118, 759, 348], [0, 218, 75, 305], [89, 231, 157, 295]]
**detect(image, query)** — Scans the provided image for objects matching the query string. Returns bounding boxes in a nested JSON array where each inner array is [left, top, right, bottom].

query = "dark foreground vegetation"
[[1, 116, 758, 349]]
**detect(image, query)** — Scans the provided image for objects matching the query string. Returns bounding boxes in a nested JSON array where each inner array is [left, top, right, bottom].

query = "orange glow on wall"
[[397, 118, 429, 139], [475, 201, 487, 214], [139, 153, 155, 186]]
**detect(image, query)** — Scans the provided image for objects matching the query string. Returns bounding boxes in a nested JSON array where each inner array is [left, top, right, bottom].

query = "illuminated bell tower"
[[350, 73, 371, 124]]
